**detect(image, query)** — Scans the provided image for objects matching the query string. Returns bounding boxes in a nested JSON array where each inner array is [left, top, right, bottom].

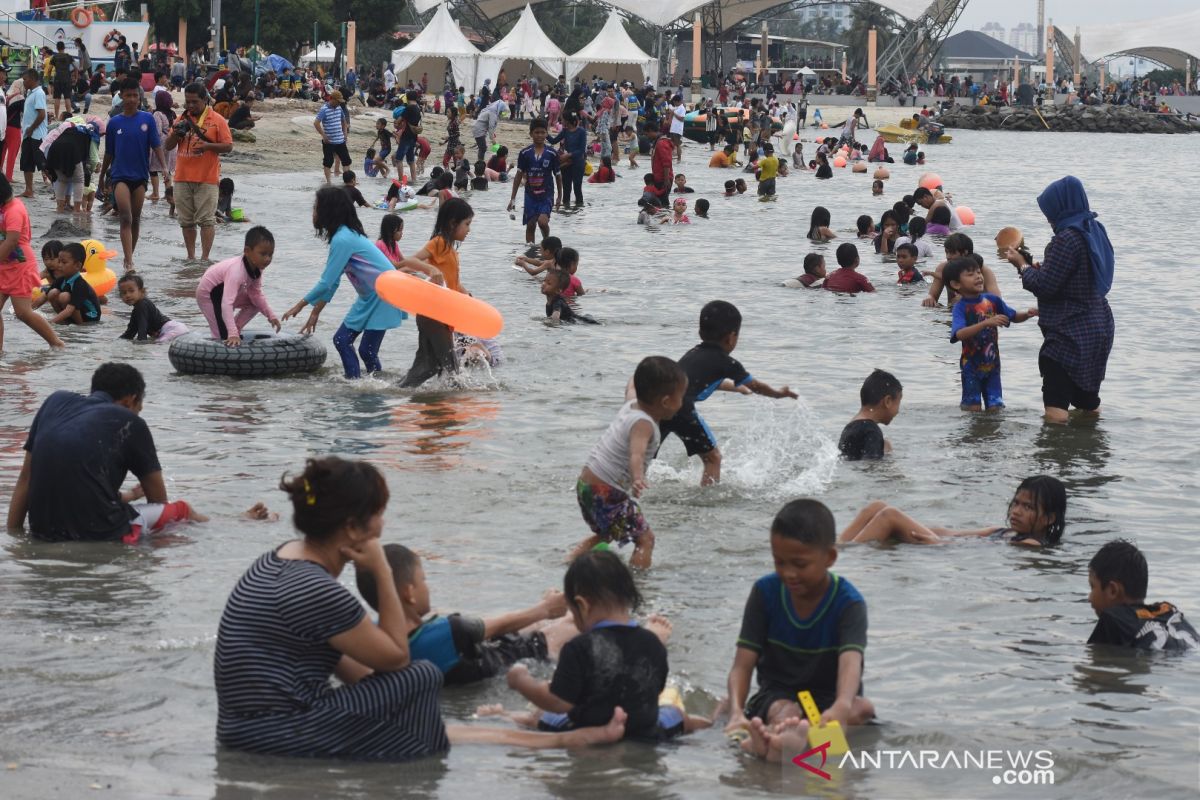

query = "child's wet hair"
[[1012, 475, 1067, 544], [771, 499, 836, 549], [695, 198, 709, 215], [219, 177, 235, 194], [555, 246, 578, 269], [724, 179, 735, 191], [60, 242, 85, 266], [429, 166, 445, 179], [835, 242, 859, 268], [366, 148, 376, 158], [541, 236, 562, 256], [633, 355, 686, 404], [244, 225, 274, 249], [117, 272, 144, 290], [896, 242, 918, 259], [431, 197, 473, 245], [929, 205, 952, 226], [907, 216, 927, 239], [1089, 539, 1146, 601], [942, 257, 980, 287], [698, 300, 741, 341], [355, 543, 419, 611], [807, 205, 831, 238], [41, 239, 63, 260], [856, 214, 873, 235], [643, 173, 656, 185], [495, 145, 508, 158], [279, 457, 389, 542], [380, 213, 403, 242], [892, 202, 911, 225], [342, 170, 357, 184], [802, 253, 824, 275], [860, 368, 902, 406], [563, 550, 642, 613], [944, 232, 973, 254], [91, 362, 145, 402]]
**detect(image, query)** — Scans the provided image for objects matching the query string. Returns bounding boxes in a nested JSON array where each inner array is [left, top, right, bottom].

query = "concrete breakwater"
[[940, 103, 1200, 134]]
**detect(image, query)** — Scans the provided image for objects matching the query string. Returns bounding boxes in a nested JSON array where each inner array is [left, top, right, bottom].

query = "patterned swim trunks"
[[576, 478, 648, 546]]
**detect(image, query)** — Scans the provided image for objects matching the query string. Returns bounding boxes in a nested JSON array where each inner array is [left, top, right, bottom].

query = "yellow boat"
[[876, 122, 953, 144]]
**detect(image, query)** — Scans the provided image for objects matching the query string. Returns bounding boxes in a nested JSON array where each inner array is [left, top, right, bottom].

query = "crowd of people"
[[2, 60, 1195, 779]]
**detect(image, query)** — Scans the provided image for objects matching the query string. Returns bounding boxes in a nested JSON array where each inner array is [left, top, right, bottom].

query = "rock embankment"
[[940, 103, 1200, 134]]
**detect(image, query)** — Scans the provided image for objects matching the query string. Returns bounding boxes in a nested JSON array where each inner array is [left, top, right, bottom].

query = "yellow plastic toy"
[[798, 690, 849, 756], [658, 685, 685, 711], [81, 239, 118, 295]]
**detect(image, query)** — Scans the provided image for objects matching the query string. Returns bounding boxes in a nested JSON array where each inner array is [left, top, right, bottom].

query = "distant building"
[[1009, 23, 1037, 56], [980, 22, 1006, 43], [795, 2, 852, 31], [938, 30, 1039, 82]]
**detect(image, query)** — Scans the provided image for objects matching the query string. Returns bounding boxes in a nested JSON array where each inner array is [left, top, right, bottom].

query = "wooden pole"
[[691, 12, 701, 99], [867, 28, 877, 103], [759, 21, 768, 85], [346, 20, 356, 72], [178, 17, 187, 61], [1073, 27, 1081, 87], [1045, 22, 1055, 100]]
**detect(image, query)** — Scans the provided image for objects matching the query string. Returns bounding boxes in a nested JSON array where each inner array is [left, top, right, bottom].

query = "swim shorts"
[[539, 704, 684, 740], [1039, 355, 1100, 411], [658, 407, 717, 456], [757, 178, 776, 196], [576, 478, 648, 546], [745, 687, 835, 722], [122, 500, 192, 544], [522, 195, 553, 225], [960, 363, 1004, 410]]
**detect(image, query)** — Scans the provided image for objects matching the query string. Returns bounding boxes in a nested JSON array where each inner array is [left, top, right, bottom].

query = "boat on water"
[[876, 120, 953, 145]]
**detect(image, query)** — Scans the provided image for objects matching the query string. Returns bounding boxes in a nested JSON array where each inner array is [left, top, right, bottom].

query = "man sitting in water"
[[6, 363, 209, 542], [1087, 539, 1198, 651]]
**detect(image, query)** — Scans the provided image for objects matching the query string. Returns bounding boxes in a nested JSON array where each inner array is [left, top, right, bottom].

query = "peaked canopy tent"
[[390, 3, 482, 91], [474, 5, 570, 92], [1074, 9, 1200, 72], [299, 41, 338, 65], [566, 10, 658, 85]]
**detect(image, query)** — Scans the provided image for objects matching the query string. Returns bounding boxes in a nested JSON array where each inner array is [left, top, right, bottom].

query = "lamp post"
[[252, 0, 260, 65]]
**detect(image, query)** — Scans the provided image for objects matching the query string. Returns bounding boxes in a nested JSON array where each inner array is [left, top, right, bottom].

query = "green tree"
[[844, 4, 896, 75]]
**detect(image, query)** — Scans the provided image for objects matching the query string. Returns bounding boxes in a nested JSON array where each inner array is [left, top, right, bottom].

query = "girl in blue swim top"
[[840, 475, 1066, 547]]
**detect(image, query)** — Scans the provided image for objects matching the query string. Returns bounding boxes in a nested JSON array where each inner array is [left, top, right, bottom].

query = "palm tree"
[[845, 3, 897, 74]]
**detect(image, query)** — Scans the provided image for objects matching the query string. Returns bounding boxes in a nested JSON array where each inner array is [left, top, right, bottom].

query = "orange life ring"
[[71, 7, 92, 28], [90, 5, 107, 22], [103, 29, 120, 52]]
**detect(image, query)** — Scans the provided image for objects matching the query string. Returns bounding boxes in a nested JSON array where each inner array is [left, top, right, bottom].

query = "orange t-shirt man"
[[174, 107, 233, 185]]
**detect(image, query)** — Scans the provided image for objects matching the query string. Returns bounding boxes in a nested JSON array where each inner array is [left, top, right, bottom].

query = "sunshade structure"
[[566, 10, 658, 85], [299, 41, 337, 65], [474, 5, 570, 92], [390, 3, 482, 91], [1074, 9, 1200, 71]]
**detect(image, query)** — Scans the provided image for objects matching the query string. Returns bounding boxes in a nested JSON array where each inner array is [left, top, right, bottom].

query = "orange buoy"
[[833, 155, 847, 168], [956, 206, 976, 226], [873, 167, 890, 180], [919, 173, 942, 191]]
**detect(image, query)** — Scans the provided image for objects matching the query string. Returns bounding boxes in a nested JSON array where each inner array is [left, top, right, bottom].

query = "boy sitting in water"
[[871, 179, 884, 196], [838, 369, 902, 460], [895, 243, 925, 284], [663, 301, 796, 486], [783, 253, 826, 289], [543, 270, 597, 325], [44, 243, 100, 325], [727, 499, 875, 762], [1087, 539, 1198, 651], [922, 233, 1001, 307], [694, 198, 709, 219], [573, 356, 687, 570], [947, 258, 1037, 412], [355, 544, 581, 685], [723, 179, 736, 197], [823, 243, 875, 294]]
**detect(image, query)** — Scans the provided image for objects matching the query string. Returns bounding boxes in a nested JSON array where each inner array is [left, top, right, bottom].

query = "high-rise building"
[[980, 22, 1006, 43], [795, 2, 852, 31], [1008, 22, 1037, 56]]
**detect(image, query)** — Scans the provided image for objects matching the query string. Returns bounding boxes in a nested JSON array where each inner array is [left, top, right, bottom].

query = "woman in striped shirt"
[[215, 457, 626, 760]]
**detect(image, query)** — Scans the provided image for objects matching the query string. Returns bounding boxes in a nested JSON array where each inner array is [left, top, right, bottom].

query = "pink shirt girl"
[[195, 255, 277, 339]]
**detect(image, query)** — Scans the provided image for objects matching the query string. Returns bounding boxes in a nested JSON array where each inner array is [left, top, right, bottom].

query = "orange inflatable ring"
[[90, 5, 107, 22], [71, 7, 92, 28], [103, 29, 121, 52], [375, 271, 503, 339]]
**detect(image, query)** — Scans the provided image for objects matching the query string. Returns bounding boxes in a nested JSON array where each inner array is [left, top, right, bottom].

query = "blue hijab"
[[1036, 176, 1114, 297]]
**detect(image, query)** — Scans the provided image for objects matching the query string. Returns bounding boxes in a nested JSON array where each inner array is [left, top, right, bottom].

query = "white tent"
[[565, 10, 658, 86], [475, 5, 569, 92], [299, 41, 338, 65], [390, 3, 481, 92]]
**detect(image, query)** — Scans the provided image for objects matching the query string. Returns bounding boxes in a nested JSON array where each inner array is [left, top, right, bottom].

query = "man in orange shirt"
[[163, 83, 233, 260]]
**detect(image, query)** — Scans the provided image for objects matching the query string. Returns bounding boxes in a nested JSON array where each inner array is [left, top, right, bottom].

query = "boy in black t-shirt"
[[838, 369, 903, 461], [542, 270, 597, 324], [46, 243, 100, 324], [1087, 539, 1198, 651], [661, 300, 796, 485]]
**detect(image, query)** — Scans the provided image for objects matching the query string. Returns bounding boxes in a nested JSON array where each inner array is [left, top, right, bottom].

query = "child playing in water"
[[735, 178, 748, 194], [341, 171, 371, 208], [783, 253, 826, 288], [856, 215, 876, 239], [355, 543, 580, 684], [946, 257, 1037, 411], [755, 144, 779, 198], [572, 356, 686, 569], [588, 156, 615, 184], [507, 117, 563, 247], [555, 247, 584, 299], [895, 243, 925, 284], [1087, 539, 1198, 651], [871, 179, 884, 196], [673, 174, 695, 194], [874, 215, 899, 256], [807, 206, 835, 241], [838, 369, 902, 460], [485, 146, 510, 182], [117, 273, 188, 342], [727, 499, 875, 761], [723, 180, 736, 197], [196, 226, 281, 346], [824, 243, 875, 294], [619, 125, 638, 168], [792, 142, 805, 169], [497, 550, 712, 739], [840, 475, 1067, 546], [896, 216, 935, 260], [671, 197, 691, 224], [376, 214, 405, 267], [543, 270, 597, 325], [925, 205, 953, 235], [694, 198, 709, 219], [922, 233, 1002, 308], [44, 243, 100, 325], [370, 118, 392, 178], [664, 301, 797, 486], [471, 161, 489, 191], [515, 235, 561, 276]]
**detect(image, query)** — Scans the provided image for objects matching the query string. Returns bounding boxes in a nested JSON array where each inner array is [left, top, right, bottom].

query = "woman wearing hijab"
[[1007, 176, 1115, 424], [867, 135, 889, 163]]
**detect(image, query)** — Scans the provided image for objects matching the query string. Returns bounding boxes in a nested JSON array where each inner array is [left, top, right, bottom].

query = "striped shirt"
[[215, 550, 449, 760], [316, 103, 346, 144]]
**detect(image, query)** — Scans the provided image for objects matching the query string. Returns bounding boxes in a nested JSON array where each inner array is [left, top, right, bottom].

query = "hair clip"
[[303, 479, 316, 506]]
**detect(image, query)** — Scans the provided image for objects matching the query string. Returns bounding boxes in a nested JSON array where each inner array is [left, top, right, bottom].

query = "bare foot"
[[19, 192, 33, 198], [764, 718, 808, 764], [645, 614, 672, 645], [242, 502, 278, 521], [575, 707, 627, 745], [475, 703, 507, 718], [741, 716, 771, 758]]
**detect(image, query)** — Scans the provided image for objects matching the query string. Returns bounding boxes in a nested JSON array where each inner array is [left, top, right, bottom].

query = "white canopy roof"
[[566, 10, 658, 84], [390, 3, 481, 92], [1076, 9, 1200, 71], [475, 5, 569, 91], [299, 41, 337, 65], [413, 0, 934, 28]]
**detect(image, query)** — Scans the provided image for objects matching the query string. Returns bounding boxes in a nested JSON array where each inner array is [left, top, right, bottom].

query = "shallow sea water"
[[1, 128, 1198, 799]]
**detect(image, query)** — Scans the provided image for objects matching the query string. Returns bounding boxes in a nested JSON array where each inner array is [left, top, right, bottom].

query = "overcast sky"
[[956, 0, 1195, 29]]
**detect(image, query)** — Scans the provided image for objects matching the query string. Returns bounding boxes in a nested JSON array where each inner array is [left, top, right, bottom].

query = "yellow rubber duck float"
[[81, 239, 118, 295]]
